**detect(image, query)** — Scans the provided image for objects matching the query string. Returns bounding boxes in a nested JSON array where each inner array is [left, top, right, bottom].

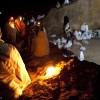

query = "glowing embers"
[[44, 59, 74, 79], [45, 66, 61, 78], [29, 59, 74, 83]]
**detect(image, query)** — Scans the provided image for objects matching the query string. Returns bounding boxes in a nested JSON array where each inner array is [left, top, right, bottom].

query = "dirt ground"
[[70, 38, 100, 65], [0, 42, 100, 100], [19, 42, 100, 100], [20, 38, 100, 66]]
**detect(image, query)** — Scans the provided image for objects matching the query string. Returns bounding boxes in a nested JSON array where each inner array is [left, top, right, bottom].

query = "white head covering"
[[30, 17, 35, 23], [37, 14, 45, 20]]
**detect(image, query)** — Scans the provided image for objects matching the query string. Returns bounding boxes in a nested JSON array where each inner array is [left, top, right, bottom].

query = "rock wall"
[[44, 0, 100, 36]]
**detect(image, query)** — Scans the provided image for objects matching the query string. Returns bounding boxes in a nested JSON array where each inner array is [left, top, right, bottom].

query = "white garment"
[[82, 32, 89, 40], [85, 25, 89, 32], [56, 38, 61, 45], [63, 0, 69, 4], [56, 2, 61, 8], [78, 50, 84, 61], [61, 37, 67, 44], [49, 34, 56, 38], [0, 40, 31, 98], [74, 31, 82, 40], [81, 23, 89, 32], [58, 44, 63, 49], [43, 27, 47, 35], [37, 14, 45, 20], [64, 40, 72, 49], [65, 23, 70, 33], [30, 17, 35, 23], [80, 46, 86, 51]]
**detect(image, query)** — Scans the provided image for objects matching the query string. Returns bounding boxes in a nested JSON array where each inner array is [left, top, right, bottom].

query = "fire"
[[46, 66, 55, 77], [37, 21, 40, 26], [19, 16, 22, 21], [45, 60, 74, 78], [30, 59, 74, 82], [10, 23, 15, 28], [45, 66, 61, 78]]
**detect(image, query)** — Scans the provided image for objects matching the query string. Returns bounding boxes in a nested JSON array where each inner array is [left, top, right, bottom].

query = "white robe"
[[0, 40, 31, 98], [64, 0, 69, 4]]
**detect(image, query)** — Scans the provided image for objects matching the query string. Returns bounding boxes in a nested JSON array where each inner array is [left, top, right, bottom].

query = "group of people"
[[2, 15, 50, 57], [28, 19, 50, 57], [63, 16, 75, 42], [0, 15, 50, 99], [56, 0, 75, 8], [63, 16, 93, 45], [4, 16, 27, 51]]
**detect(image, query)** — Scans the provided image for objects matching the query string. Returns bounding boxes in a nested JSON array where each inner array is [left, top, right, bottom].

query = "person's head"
[[8, 16, 15, 23], [64, 16, 69, 25]]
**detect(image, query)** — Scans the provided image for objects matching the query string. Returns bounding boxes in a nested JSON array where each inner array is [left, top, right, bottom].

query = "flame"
[[45, 66, 61, 78], [46, 66, 55, 77], [30, 59, 74, 82], [37, 21, 40, 26], [19, 16, 22, 21]]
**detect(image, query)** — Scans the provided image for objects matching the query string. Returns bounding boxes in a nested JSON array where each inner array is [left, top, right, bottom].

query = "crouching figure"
[[0, 28, 31, 99]]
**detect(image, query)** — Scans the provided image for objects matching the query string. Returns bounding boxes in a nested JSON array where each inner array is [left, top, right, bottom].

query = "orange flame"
[[10, 23, 15, 28], [45, 66, 61, 78]]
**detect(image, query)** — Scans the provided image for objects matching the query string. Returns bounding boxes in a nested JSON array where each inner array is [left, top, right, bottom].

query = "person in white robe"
[[0, 28, 31, 99]]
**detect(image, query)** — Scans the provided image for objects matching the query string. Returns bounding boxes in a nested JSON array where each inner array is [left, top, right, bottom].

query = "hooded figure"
[[32, 20, 50, 57], [0, 28, 31, 99]]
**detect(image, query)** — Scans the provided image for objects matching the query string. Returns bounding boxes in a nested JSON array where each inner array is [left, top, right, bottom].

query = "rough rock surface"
[[44, 0, 100, 36]]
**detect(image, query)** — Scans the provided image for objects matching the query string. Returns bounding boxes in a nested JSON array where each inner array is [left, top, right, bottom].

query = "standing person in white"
[[78, 50, 84, 61]]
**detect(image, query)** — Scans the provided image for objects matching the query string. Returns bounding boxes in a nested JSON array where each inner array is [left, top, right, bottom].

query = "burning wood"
[[28, 59, 74, 83], [46, 66, 60, 78], [20, 57, 100, 100]]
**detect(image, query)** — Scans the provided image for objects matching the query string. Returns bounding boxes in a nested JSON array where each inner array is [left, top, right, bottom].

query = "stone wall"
[[43, 0, 100, 36]]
